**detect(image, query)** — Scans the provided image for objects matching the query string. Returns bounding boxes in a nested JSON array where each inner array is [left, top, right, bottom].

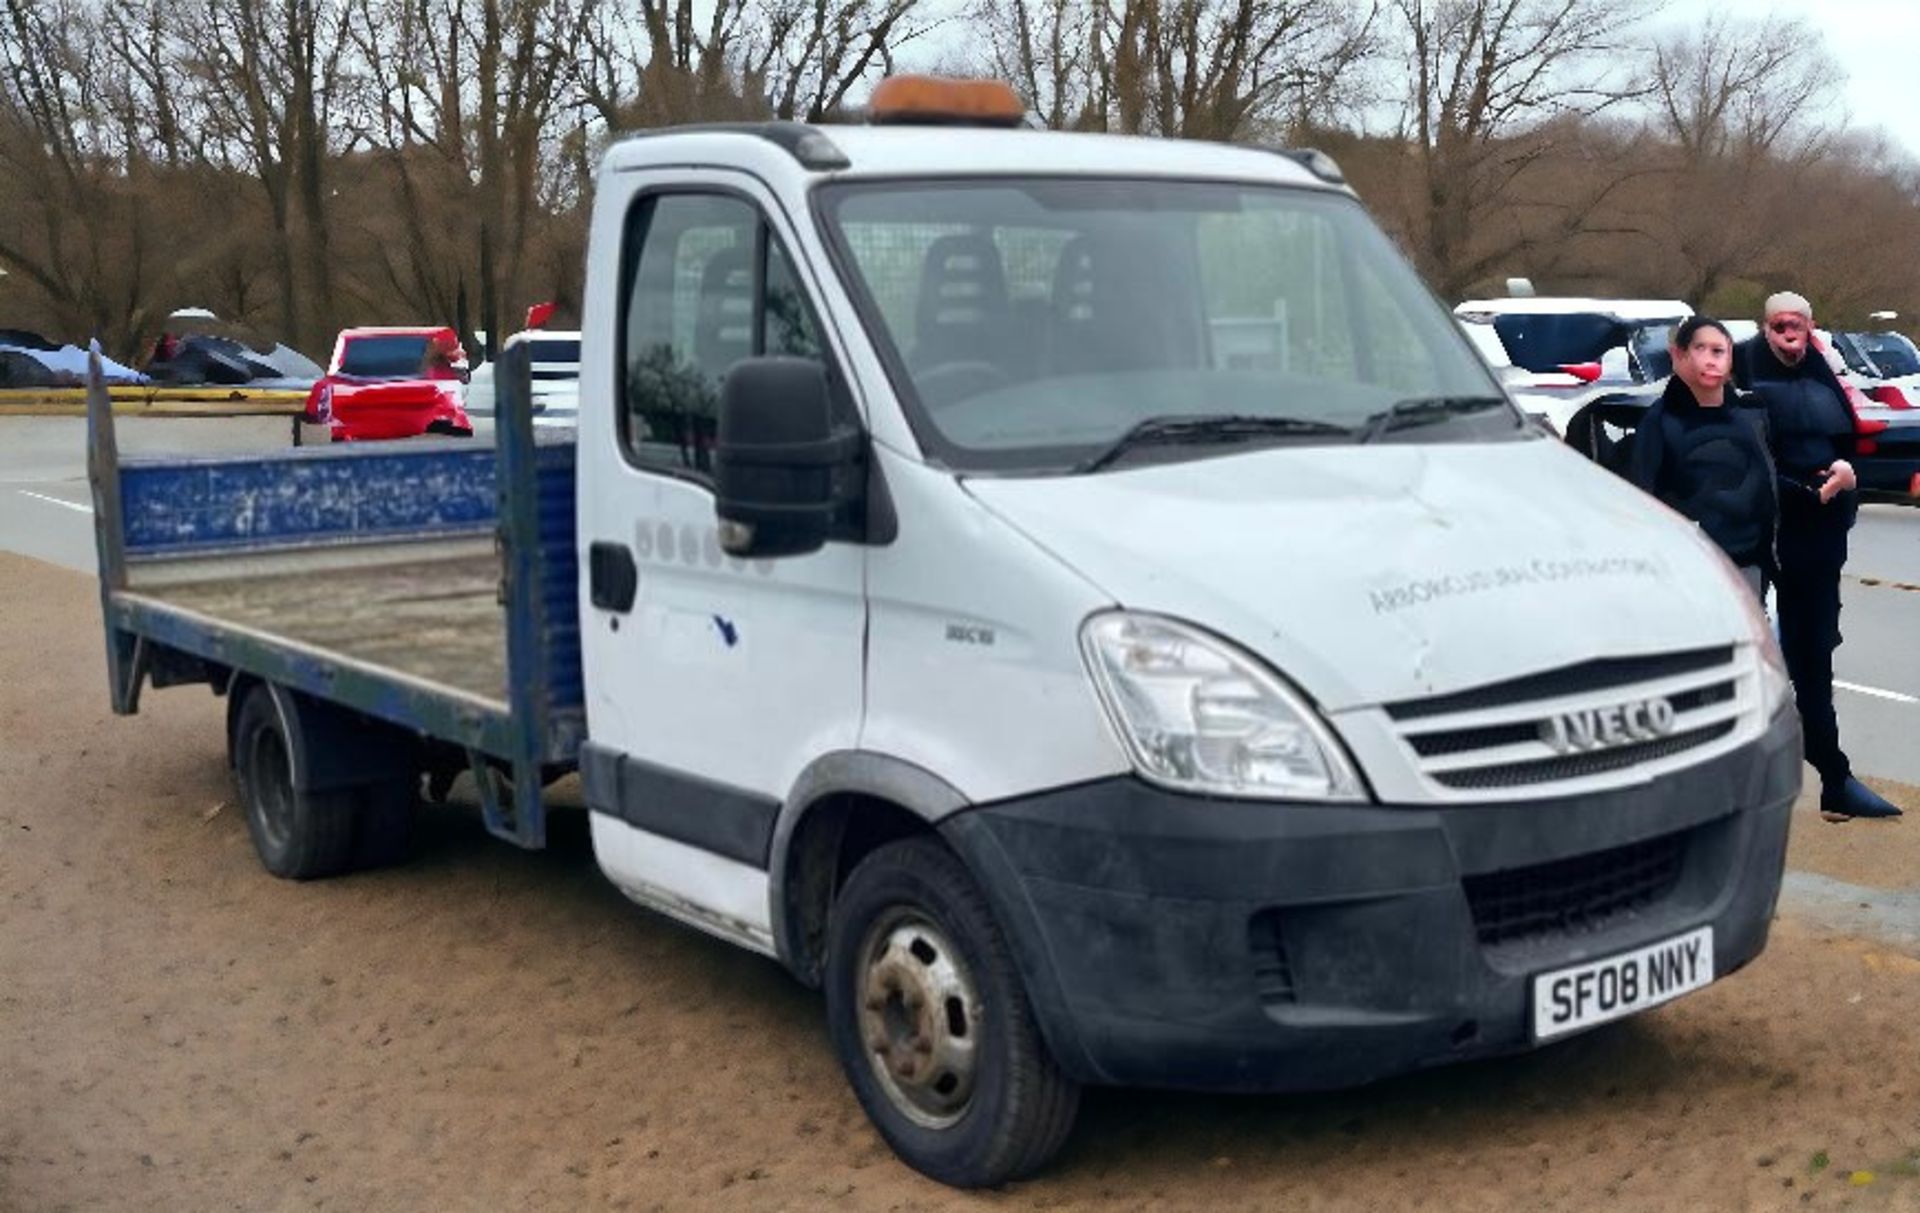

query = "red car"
[[304, 326, 475, 441]]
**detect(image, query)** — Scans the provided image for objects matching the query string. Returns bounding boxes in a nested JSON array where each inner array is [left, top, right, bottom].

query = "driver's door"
[[578, 175, 867, 947]]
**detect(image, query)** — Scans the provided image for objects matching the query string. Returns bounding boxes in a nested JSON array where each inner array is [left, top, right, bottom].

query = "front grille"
[[1385, 645, 1749, 796], [1464, 831, 1690, 946], [1407, 682, 1737, 759], [1431, 720, 1736, 790], [1387, 646, 1733, 721]]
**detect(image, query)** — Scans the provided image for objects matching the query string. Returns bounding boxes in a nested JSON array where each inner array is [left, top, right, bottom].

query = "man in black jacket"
[[1734, 291, 1901, 821]]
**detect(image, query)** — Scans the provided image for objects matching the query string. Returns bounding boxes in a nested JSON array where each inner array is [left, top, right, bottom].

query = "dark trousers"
[[1775, 519, 1851, 790]]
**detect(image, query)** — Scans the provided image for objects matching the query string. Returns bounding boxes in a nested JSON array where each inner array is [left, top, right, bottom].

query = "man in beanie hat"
[[1734, 291, 1901, 821]]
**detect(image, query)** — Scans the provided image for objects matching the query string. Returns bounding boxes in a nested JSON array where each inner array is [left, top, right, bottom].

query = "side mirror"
[[714, 357, 860, 559]]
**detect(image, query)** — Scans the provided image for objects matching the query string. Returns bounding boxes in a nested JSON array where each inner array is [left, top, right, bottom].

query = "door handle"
[[588, 541, 638, 612]]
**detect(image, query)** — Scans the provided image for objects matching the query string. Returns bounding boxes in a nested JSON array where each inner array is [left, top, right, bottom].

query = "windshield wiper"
[[1357, 395, 1509, 444], [1074, 412, 1351, 474]]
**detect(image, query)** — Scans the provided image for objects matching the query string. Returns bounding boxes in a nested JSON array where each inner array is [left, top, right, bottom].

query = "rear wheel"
[[232, 686, 355, 880], [824, 837, 1079, 1187]]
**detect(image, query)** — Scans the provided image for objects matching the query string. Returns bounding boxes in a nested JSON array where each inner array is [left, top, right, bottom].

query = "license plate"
[[1532, 926, 1714, 1041]]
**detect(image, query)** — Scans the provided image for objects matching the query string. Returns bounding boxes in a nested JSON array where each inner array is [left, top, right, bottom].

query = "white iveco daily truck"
[[87, 78, 1799, 1187]]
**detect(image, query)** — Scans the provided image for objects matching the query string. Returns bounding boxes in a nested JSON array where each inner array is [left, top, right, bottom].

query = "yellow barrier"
[[0, 386, 308, 417]]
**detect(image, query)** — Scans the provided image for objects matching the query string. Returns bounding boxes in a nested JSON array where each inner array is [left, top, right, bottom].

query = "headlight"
[[1079, 612, 1365, 801]]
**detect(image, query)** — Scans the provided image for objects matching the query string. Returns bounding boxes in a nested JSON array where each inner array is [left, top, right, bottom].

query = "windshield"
[[818, 179, 1509, 472], [338, 335, 432, 378], [1846, 331, 1920, 378]]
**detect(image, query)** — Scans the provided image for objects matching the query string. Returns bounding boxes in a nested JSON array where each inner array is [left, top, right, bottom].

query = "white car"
[[1455, 297, 1692, 434], [1833, 330, 1920, 410], [1458, 317, 1603, 434], [464, 329, 581, 428]]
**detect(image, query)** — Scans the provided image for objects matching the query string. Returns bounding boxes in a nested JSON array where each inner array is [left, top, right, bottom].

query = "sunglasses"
[[1768, 320, 1808, 334]]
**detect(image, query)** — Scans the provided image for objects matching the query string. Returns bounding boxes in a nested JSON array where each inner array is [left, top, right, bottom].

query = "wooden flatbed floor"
[[135, 552, 508, 706]]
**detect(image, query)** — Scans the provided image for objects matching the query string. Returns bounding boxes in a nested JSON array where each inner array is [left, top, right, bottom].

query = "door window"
[[620, 193, 827, 476]]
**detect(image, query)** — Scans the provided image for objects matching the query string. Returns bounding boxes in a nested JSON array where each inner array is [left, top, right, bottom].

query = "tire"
[[824, 836, 1080, 1188], [231, 686, 355, 880], [351, 777, 418, 870]]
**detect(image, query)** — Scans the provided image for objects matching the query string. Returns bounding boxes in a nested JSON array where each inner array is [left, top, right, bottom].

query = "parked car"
[[464, 328, 581, 429], [1457, 318, 1597, 433], [144, 311, 322, 388], [1455, 297, 1692, 432], [0, 329, 147, 387], [1820, 332, 1920, 498], [304, 326, 475, 441], [1832, 330, 1920, 411]]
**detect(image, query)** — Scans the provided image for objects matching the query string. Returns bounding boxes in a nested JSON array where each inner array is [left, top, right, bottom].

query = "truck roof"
[[603, 122, 1333, 189]]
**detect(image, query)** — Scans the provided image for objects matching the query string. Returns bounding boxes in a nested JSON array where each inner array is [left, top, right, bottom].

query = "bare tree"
[[0, 0, 169, 350], [976, 0, 1376, 140], [348, 0, 588, 351], [574, 0, 766, 130], [574, 0, 930, 131], [175, 0, 360, 351], [97, 0, 201, 167], [1650, 12, 1835, 167], [1391, 0, 1650, 299], [1635, 14, 1841, 305], [743, 0, 930, 121], [973, 0, 1108, 129]]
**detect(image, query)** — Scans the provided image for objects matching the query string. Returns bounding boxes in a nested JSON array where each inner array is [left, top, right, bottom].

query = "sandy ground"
[[5, 551, 1920, 1212]]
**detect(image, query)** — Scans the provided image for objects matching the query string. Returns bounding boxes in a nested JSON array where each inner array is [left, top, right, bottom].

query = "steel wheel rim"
[[855, 909, 983, 1130]]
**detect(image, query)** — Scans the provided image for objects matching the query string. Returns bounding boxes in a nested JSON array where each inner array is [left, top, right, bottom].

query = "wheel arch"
[[770, 751, 971, 986]]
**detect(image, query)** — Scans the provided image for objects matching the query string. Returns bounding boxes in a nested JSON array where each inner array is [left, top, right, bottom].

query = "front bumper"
[[941, 706, 1801, 1093]]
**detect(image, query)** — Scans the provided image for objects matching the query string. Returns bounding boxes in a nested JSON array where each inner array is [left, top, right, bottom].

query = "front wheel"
[[824, 837, 1079, 1187]]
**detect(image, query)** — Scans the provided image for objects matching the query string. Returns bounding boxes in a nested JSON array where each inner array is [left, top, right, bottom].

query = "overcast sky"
[[1648, 0, 1920, 159]]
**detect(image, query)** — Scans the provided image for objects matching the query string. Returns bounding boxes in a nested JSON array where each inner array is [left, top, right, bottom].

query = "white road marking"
[[16, 489, 92, 515], [1836, 680, 1920, 705]]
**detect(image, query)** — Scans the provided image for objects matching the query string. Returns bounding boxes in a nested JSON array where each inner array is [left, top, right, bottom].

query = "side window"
[[620, 193, 828, 476], [764, 241, 821, 359]]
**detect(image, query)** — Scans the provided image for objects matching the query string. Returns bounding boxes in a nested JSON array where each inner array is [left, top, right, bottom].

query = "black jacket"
[[1733, 334, 1859, 534], [1626, 376, 1777, 570]]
